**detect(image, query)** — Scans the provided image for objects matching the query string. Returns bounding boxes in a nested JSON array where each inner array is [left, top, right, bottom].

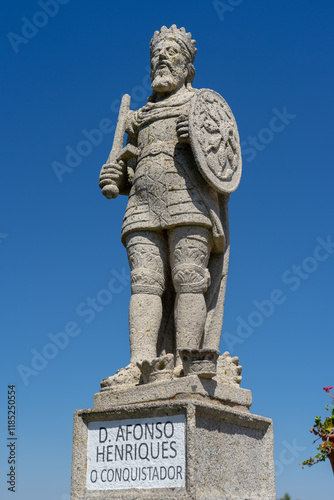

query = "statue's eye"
[[167, 47, 177, 55]]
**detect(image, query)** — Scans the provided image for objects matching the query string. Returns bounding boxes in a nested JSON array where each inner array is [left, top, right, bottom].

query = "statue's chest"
[[137, 116, 179, 148]]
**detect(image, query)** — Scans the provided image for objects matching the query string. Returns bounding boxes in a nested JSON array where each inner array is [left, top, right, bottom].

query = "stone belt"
[[138, 141, 177, 161]]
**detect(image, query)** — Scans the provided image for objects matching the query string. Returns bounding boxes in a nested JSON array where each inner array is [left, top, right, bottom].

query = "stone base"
[[95, 375, 252, 412], [71, 379, 276, 500]]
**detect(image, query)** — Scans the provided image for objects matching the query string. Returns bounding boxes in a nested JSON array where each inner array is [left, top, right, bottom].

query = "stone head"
[[150, 25, 197, 94]]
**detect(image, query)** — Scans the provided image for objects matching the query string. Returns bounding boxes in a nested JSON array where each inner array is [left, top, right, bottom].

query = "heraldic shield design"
[[189, 89, 242, 194]]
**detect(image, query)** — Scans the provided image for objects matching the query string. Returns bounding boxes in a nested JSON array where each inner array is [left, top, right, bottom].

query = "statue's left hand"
[[176, 115, 190, 143]]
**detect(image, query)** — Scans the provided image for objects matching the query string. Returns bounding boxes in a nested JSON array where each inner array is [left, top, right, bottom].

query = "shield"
[[189, 89, 242, 194]]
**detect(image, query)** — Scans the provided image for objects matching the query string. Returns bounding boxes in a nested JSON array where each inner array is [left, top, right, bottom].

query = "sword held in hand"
[[99, 94, 138, 199]]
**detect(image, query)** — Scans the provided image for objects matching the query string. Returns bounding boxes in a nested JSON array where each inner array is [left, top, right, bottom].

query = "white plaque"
[[86, 414, 186, 490]]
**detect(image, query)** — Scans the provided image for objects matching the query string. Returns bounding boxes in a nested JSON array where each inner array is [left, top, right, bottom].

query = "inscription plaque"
[[86, 414, 186, 490]]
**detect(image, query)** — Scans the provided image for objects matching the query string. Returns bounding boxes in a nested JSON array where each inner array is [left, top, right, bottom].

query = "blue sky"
[[1, 1, 333, 499]]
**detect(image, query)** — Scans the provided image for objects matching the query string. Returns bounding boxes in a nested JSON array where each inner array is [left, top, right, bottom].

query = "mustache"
[[152, 59, 174, 74]]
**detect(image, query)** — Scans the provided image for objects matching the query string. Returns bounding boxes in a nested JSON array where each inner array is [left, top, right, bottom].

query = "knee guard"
[[172, 263, 211, 293], [131, 267, 165, 296], [126, 232, 166, 297]]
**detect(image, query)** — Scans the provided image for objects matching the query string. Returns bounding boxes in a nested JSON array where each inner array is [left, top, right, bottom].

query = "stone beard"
[[98, 25, 242, 388]]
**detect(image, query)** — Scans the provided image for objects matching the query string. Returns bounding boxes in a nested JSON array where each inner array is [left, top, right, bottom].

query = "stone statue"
[[98, 25, 242, 388]]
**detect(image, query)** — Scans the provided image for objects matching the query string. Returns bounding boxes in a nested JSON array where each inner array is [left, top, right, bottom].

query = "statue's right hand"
[[99, 161, 125, 199]]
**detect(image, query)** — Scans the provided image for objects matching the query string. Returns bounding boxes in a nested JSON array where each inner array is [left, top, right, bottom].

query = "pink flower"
[[323, 386, 333, 392]]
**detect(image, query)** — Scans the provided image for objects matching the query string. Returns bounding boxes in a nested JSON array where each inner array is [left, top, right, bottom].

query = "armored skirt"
[[121, 144, 216, 241]]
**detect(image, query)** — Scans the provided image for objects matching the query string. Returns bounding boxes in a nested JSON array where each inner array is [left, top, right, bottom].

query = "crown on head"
[[150, 25, 197, 63]]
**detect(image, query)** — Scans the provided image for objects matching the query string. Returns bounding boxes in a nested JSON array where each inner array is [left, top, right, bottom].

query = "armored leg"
[[169, 226, 211, 366], [125, 231, 168, 363]]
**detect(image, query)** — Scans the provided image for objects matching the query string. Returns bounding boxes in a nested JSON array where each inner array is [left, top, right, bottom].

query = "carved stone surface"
[[138, 353, 174, 384], [216, 351, 243, 386], [100, 351, 243, 393], [98, 25, 242, 389], [179, 348, 219, 378], [189, 89, 242, 194], [71, 24, 276, 499], [94, 374, 252, 413], [71, 398, 276, 500]]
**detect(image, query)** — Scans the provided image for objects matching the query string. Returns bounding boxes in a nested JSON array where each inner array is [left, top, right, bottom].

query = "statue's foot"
[[137, 354, 174, 384], [100, 363, 141, 390], [179, 348, 220, 379]]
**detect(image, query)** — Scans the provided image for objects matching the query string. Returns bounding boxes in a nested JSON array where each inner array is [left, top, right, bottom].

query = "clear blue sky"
[[1, 1, 333, 499]]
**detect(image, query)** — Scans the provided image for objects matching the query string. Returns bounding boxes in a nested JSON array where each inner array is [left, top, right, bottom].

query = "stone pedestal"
[[71, 377, 276, 499]]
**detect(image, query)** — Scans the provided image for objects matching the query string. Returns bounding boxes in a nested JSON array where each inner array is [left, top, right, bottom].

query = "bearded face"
[[150, 39, 189, 93]]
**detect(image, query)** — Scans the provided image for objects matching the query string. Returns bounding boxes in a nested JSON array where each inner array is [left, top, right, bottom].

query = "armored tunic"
[[121, 89, 224, 251]]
